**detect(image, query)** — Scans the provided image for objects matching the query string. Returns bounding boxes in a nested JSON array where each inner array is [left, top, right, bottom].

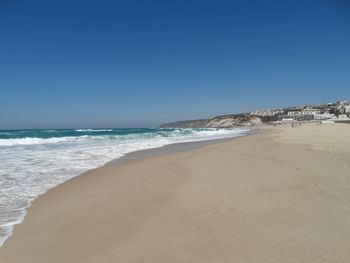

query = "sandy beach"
[[1, 123, 350, 262]]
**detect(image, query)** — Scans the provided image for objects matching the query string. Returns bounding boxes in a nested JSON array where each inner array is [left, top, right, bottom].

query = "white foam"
[[0, 135, 105, 146], [75, 129, 113, 132]]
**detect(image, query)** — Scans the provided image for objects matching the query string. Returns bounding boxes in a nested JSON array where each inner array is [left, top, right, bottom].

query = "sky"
[[0, 0, 350, 129]]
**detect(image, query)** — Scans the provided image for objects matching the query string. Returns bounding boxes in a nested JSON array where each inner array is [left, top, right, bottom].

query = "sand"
[[1, 123, 350, 262]]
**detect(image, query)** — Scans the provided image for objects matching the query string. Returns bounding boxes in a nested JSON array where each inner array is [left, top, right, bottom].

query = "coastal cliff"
[[159, 114, 273, 128]]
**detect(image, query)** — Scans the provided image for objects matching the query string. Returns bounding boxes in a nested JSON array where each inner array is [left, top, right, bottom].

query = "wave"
[[0, 128, 247, 146], [75, 129, 113, 132], [0, 136, 94, 146]]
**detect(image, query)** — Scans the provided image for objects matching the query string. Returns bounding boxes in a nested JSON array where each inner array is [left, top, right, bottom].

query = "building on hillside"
[[279, 113, 314, 121], [295, 114, 313, 121], [338, 114, 348, 119], [301, 108, 320, 115], [287, 111, 300, 116], [343, 105, 350, 114], [250, 109, 282, 116], [313, 112, 336, 120], [281, 117, 295, 122], [278, 115, 294, 121]]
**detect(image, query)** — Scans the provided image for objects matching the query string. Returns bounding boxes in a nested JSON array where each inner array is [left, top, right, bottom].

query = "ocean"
[[0, 127, 249, 246]]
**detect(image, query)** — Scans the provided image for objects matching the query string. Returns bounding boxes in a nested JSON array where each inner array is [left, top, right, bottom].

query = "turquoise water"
[[0, 128, 192, 143], [0, 127, 249, 246]]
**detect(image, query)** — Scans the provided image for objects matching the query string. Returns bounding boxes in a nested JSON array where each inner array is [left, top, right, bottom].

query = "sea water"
[[0, 127, 249, 246]]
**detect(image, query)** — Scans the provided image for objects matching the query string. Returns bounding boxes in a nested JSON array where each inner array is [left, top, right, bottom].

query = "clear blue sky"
[[1, 0, 349, 129]]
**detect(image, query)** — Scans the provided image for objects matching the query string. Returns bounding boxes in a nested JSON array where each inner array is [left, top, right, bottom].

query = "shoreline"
[[0, 128, 253, 248], [1, 123, 350, 262], [106, 129, 255, 166]]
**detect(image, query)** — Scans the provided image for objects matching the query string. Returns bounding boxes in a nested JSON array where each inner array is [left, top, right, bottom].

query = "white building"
[[301, 108, 320, 115], [313, 113, 335, 120], [344, 105, 350, 114], [250, 109, 282, 116], [338, 114, 348, 119], [281, 117, 295, 122], [287, 111, 300, 116]]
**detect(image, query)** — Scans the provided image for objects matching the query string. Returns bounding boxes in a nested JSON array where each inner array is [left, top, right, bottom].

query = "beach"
[[1, 123, 350, 262]]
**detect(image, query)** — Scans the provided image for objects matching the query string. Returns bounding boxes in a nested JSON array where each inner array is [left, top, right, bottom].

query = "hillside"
[[159, 101, 350, 128]]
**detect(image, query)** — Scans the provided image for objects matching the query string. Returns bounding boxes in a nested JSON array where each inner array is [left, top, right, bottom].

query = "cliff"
[[159, 114, 268, 128]]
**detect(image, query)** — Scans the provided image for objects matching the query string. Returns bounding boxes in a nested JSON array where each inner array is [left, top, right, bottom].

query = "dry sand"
[[1, 123, 350, 262]]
